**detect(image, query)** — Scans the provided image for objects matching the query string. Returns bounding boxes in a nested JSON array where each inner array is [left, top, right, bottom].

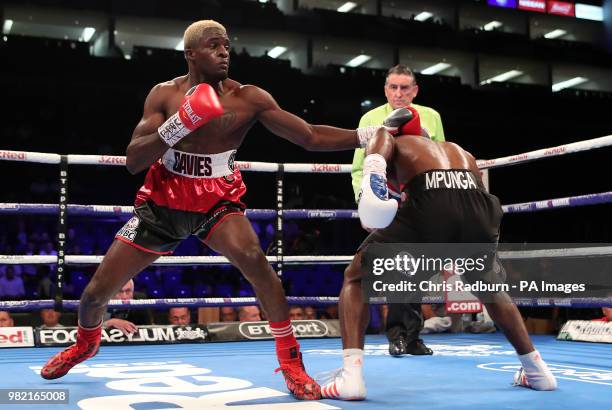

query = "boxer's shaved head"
[[183, 20, 227, 49]]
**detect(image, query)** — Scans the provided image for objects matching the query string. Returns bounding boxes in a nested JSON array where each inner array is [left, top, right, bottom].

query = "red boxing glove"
[[158, 84, 224, 147], [399, 105, 421, 136], [382, 106, 422, 137], [179, 84, 224, 131]]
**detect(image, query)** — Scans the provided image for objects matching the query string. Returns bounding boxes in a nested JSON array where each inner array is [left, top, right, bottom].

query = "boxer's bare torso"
[[151, 76, 267, 155]]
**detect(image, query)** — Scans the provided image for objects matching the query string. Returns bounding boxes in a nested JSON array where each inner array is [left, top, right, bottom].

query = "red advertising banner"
[[518, 0, 546, 12], [547, 1, 575, 16]]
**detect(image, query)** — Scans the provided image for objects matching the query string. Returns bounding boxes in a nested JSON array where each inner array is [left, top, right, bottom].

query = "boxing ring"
[[1, 135, 612, 409], [0, 333, 610, 409]]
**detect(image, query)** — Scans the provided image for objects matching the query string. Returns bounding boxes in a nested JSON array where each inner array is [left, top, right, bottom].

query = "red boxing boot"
[[41, 324, 101, 379], [275, 344, 321, 400]]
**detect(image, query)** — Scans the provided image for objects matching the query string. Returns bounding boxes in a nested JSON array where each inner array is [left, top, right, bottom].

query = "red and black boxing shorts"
[[115, 148, 246, 254]]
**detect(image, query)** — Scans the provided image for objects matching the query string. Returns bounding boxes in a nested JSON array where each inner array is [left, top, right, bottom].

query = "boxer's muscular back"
[[392, 135, 481, 186], [157, 75, 260, 154]]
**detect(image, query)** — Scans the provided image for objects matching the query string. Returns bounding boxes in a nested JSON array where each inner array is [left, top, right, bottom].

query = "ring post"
[[55, 155, 68, 311], [275, 164, 284, 276]]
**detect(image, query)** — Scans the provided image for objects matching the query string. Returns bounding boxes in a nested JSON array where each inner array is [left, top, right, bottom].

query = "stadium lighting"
[[337, 2, 358, 13], [414, 12, 433, 22], [552, 77, 588, 92], [175, 40, 184, 51], [2, 19, 13, 35], [346, 54, 371, 67], [483, 21, 503, 31], [82, 27, 96, 42], [421, 62, 451, 75], [575, 4, 603, 21], [544, 29, 567, 39], [267, 46, 287, 58], [480, 70, 523, 85]]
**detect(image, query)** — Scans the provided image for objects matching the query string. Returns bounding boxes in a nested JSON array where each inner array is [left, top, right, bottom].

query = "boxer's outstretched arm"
[[365, 128, 395, 162], [252, 86, 360, 151], [125, 84, 171, 174]]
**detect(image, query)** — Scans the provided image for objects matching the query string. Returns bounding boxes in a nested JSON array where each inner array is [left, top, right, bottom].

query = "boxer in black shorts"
[[320, 107, 557, 400], [359, 168, 502, 250]]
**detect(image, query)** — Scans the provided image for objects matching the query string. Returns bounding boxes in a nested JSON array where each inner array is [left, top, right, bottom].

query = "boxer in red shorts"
[[40, 19, 387, 400]]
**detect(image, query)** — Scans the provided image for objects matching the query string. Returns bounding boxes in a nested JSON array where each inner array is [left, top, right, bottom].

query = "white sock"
[[343, 348, 364, 370], [341, 349, 365, 389], [515, 350, 557, 391]]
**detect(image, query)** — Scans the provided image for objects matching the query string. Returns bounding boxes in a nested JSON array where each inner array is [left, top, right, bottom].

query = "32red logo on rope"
[[311, 164, 341, 172], [98, 156, 126, 165]]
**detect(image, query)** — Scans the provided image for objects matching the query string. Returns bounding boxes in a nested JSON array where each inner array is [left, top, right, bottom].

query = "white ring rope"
[[1, 134, 611, 171], [1, 246, 612, 265], [0, 151, 350, 173], [476, 134, 612, 169]]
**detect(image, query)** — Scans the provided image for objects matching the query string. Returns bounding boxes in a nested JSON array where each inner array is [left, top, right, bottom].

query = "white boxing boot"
[[318, 349, 367, 400], [513, 350, 558, 391]]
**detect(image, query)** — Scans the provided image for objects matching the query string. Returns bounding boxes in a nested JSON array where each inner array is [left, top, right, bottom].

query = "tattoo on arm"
[[210, 111, 236, 132]]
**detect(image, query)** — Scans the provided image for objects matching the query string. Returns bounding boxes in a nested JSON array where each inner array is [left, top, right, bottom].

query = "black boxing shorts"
[[115, 199, 245, 254], [359, 169, 505, 285]]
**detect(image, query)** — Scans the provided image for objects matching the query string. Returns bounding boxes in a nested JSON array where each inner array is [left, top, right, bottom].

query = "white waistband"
[[162, 148, 236, 178]]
